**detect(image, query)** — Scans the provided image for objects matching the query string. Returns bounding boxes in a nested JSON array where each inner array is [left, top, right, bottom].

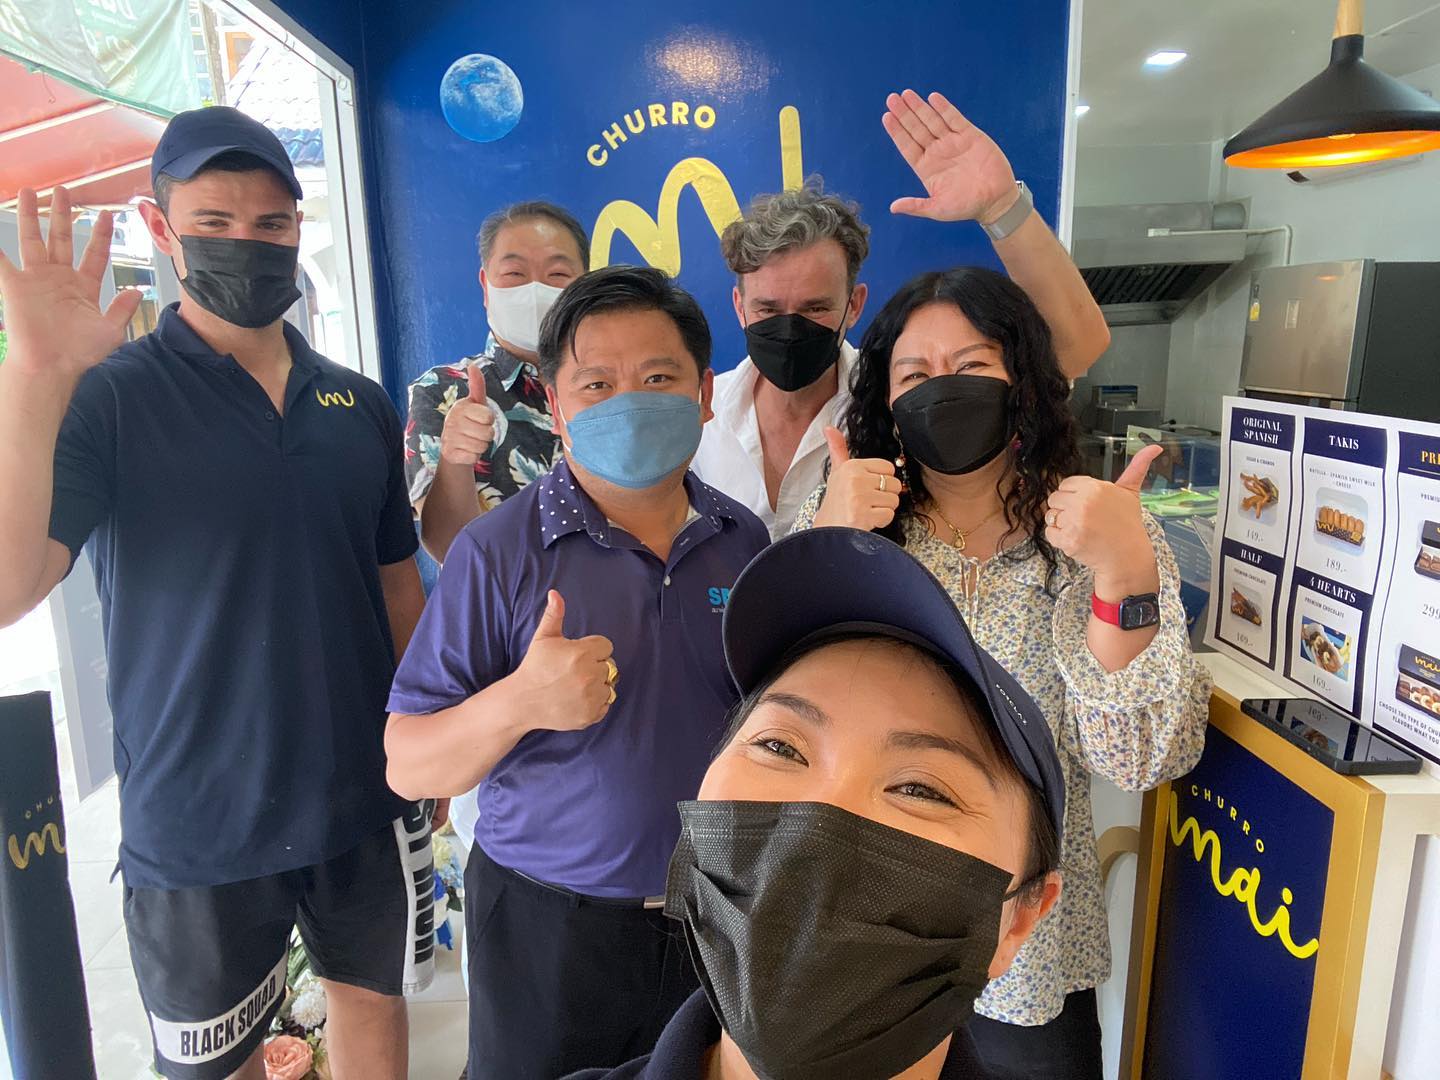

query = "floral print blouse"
[[403, 338, 559, 509], [793, 487, 1212, 1026]]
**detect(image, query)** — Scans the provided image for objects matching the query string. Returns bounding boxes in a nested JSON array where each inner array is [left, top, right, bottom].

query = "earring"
[[892, 424, 912, 492]]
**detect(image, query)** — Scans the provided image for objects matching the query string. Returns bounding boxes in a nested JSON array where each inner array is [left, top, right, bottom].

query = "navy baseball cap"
[[723, 527, 1065, 836], [151, 106, 303, 200]]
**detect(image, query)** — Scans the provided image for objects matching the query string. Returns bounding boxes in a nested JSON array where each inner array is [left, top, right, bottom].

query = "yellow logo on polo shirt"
[[315, 388, 356, 408]]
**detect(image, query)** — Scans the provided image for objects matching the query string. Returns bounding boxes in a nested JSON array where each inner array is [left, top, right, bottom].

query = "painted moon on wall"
[[440, 53, 523, 143]]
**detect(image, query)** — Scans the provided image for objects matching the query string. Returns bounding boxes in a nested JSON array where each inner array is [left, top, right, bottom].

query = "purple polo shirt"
[[388, 458, 769, 897]]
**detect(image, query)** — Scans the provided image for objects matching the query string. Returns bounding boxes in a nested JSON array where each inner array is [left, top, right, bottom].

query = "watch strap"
[[1090, 592, 1123, 625], [982, 180, 1033, 242]]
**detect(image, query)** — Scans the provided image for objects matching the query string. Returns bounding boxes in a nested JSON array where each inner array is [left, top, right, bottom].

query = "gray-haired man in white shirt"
[[691, 89, 1111, 538]]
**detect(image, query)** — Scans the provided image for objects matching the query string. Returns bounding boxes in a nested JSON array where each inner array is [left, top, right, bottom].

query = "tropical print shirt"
[[403, 337, 559, 509]]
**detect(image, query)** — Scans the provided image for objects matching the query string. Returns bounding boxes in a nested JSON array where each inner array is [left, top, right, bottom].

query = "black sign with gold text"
[[0, 692, 96, 1079], [1143, 724, 1331, 1079]]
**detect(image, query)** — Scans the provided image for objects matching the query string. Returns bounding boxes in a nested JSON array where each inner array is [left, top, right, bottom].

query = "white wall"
[[1388, 839, 1440, 1074], [1091, 780, 1143, 1080], [1075, 142, 1220, 206]]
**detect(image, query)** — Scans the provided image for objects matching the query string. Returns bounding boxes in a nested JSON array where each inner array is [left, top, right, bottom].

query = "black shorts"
[[123, 805, 435, 1079], [464, 844, 697, 1078]]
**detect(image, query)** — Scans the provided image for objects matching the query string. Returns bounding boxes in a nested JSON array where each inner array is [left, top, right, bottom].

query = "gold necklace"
[[927, 502, 1004, 552]]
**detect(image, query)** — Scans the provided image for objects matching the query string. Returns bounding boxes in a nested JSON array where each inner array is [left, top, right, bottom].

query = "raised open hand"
[[883, 90, 1020, 226], [0, 187, 140, 379]]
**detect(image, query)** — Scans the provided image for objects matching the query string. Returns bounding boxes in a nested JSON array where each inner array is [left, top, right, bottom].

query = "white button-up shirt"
[[692, 343, 858, 539]]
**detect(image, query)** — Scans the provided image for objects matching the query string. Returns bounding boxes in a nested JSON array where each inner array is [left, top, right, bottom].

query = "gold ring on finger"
[[605, 658, 619, 685], [607, 685, 617, 705], [1046, 509, 1059, 528], [877, 474, 887, 493]]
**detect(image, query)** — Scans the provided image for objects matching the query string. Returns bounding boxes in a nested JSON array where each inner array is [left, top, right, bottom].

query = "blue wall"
[[264, 0, 364, 75], [277, 0, 1073, 410]]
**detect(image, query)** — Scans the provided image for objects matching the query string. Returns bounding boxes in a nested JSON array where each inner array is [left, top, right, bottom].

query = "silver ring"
[[878, 474, 887, 493]]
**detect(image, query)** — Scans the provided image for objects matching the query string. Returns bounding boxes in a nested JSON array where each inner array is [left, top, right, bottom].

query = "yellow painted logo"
[[1168, 789, 1319, 961], [586, 101, 718, 167], [7, 822, 64, 870], [315, 388, 356, 408], [590, 105, 805, 276]]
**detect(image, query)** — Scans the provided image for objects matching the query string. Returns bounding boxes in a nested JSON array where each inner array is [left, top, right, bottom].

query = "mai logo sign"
[[7, 793, 64, 871]]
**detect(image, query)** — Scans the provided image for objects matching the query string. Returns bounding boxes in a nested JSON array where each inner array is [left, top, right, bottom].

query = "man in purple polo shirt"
[[385, 265, 769, 1078]]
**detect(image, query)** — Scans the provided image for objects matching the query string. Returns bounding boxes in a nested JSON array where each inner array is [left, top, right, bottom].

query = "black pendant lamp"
[[1224, 0, 1440, 169]]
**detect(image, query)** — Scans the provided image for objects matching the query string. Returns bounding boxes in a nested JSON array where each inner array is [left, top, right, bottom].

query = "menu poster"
[[1374, 434, 1440, 762], [1285, 419, 1386, 715], [1213, 407, 1296, 668], [1207, 397, 1440, 766]]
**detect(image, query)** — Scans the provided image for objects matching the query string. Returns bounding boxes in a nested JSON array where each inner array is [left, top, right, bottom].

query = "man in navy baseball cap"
[[567, 526, 1065, 1080], [151, 105, 304, 200], [0, 106, 433, 1078]]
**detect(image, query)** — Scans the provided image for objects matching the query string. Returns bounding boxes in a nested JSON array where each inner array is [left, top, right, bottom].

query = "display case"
[[1078, 425, 1222, 496], [1075, 425, 1223, 647]]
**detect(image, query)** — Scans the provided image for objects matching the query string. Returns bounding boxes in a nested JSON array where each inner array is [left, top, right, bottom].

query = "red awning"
[[0, 54, 166, 211]]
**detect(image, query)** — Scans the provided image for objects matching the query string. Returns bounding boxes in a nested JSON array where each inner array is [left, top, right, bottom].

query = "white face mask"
[[485, 280, 565, 355]]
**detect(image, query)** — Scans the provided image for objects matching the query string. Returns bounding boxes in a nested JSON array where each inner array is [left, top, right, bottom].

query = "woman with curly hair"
[[793, 267, 1211, 1080]]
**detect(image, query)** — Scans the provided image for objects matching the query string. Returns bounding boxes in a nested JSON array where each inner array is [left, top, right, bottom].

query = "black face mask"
[[744, 311, 846, 392], [664, 800, 1013, 1080], [892, 374, 1012, 476], [176, 234, 301, 329]]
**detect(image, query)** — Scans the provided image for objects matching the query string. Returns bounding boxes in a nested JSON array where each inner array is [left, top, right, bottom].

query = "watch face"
[[1120, 595, 1161, 630]]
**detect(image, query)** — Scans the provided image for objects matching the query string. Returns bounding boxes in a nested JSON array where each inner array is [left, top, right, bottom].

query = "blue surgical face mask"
[[560, 390, 703, 489]]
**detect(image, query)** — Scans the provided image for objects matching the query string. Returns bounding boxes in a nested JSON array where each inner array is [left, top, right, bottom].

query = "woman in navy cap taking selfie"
[[566, 525, 1067, 1080]]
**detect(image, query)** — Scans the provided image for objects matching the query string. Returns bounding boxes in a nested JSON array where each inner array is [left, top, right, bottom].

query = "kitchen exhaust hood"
[[1073, 202, 1251, 325]]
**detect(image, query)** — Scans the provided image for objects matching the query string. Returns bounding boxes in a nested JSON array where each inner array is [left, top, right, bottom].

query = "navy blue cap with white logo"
[[723, 527, 1066, 836], [151, 106, 303, 200]]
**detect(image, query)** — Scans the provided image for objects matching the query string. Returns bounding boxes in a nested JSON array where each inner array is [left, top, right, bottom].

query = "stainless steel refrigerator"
[[1239, 260, 1440, 421]]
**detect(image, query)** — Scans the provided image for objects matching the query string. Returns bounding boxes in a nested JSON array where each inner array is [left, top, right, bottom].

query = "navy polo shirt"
[[560, 990, 996, 1079], [48, 305, 415, 889], [387, 458, 769, 897]]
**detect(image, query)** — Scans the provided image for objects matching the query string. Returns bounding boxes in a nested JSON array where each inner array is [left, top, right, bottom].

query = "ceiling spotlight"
[[1145, 50, 1188, 68]]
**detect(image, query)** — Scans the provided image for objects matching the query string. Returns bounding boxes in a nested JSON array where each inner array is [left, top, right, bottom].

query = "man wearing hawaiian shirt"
[[405, 201, 589, 560]]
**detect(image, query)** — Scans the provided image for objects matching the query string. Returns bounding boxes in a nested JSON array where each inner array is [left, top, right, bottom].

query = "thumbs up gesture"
[[439, 364, 497, 468], [812, 426, 902, 532], [515, 591, 617, 733], [1043, 444, 1162, 586]]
